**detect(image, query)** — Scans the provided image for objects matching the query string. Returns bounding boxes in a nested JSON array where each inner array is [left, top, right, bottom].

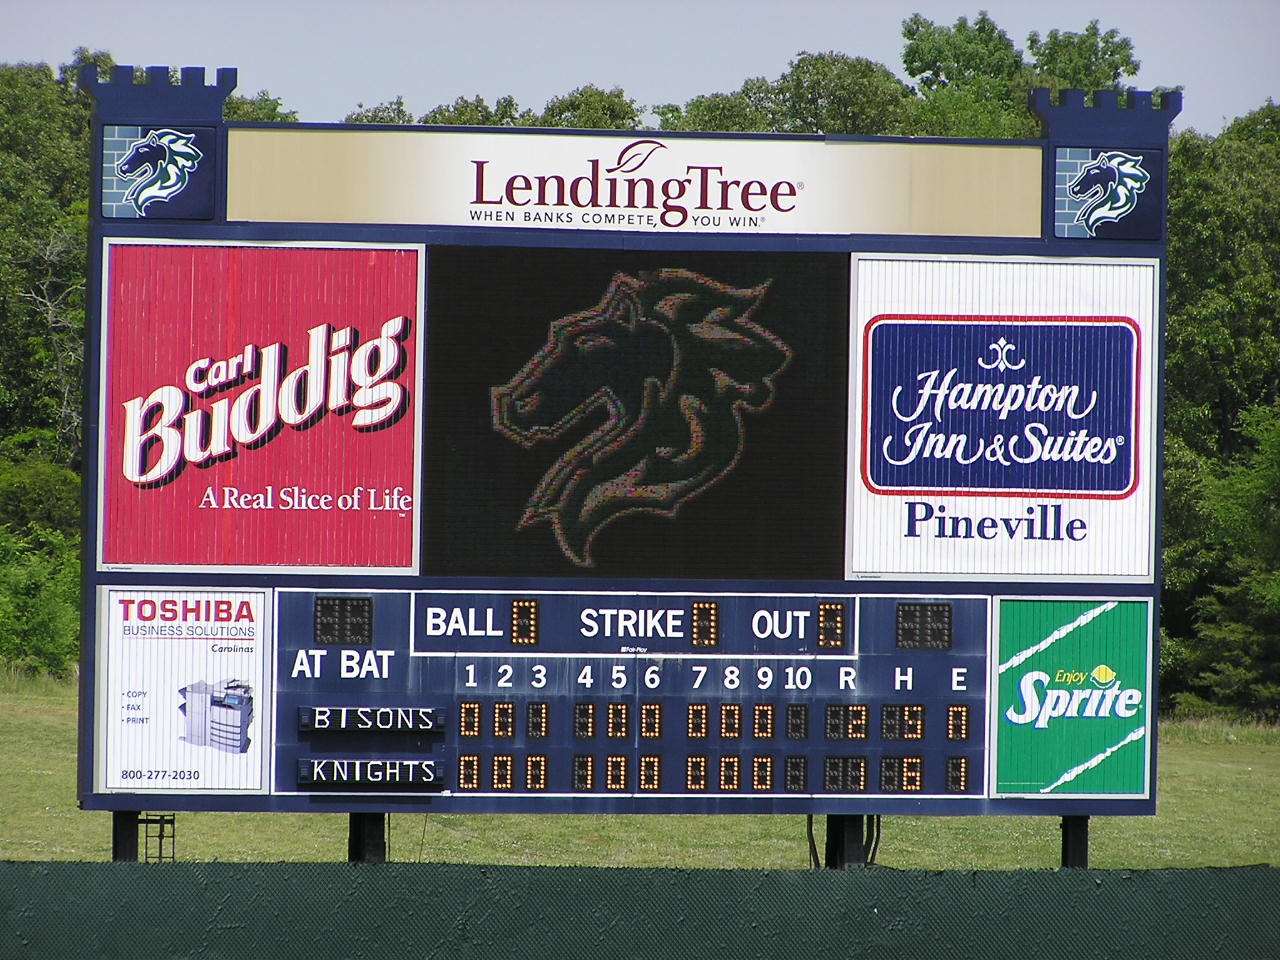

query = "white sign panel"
[[845, 255, 1158, 582], [227, 129, 1041, 238], [96, 588, 272, 792]]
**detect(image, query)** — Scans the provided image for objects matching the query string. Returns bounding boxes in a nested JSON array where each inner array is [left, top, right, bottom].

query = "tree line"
[[2, 13, 1277, 718]]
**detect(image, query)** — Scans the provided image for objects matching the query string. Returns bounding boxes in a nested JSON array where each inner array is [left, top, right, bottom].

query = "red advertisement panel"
[[100, 243, 421, 571]]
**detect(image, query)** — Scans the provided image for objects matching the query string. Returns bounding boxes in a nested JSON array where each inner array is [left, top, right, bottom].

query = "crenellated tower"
[[1030, 88, 1181, 240], [79, 65, 237, 125]]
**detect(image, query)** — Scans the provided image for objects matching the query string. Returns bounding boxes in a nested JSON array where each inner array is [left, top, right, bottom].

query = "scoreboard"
[[284, 589, 991, 811], [79, 69, 1177, 817]]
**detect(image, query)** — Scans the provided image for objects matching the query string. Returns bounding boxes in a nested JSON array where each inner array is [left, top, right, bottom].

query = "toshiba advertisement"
[[97, 241, 423, 572]]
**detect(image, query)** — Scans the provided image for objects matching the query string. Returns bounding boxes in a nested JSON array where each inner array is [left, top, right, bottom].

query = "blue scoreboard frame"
[[277, 588, 990, 813], [78, 69, 1179, 818]]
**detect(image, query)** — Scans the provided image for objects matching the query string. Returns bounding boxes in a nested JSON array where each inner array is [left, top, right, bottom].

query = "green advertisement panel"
[[993, 599, 1151, 797]]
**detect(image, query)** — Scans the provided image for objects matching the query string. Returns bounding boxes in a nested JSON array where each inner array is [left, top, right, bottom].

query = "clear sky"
[[3, 0, 1276, 134]]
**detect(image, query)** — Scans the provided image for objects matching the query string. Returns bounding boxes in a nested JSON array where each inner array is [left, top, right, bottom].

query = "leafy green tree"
[[1220, 97, 1280, 143], [1026, 20, 1139, 92], [0, 50, 295, 463], [1159, 102, 1280, 713], [224, 89, 298, 123], [344, 95, 416, 124], [656, 78, 774, 133], [0, 51, 98, 462], [898, 13, 1141, 138], [768, 52, 912, 134], [896, 84, 1037, 139], [420, 94, 530, 126], [534, 85, 641, 130], [901, 11, 1024, 96], [0, 438, 79, 537], [351, 87, 636, 129], [663, 13, 1142, 140], [1165, 115, 1280, 462], [658, 52, 908, 135], [0, 524, 79, 676], [1179, 404, 1280, 718]]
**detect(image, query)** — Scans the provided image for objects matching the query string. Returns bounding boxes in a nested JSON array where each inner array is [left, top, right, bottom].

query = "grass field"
[[3, 673, 1277, 868]]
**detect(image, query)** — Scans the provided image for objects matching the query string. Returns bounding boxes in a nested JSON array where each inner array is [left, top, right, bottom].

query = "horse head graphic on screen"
[[116, 128, 204, 215], [491, 269, 792, 566], [1067, 150, 1149, 236]]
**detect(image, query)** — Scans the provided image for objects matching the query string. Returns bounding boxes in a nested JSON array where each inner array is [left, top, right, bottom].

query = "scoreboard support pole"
[[824, 815, 879, 869], [348, 812, 387, 863], [111, 810, 139, 862], [1060, 816, 1089, 869]]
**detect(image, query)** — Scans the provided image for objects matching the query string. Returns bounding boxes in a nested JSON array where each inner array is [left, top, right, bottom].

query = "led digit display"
[[572, 755, 594, 791], [720, 703, 742, 739], [687, 756, 708, 791], [817, 602, 845, 649], [753, 704, 775, 739], [574, 702, 596, 738], [785, 756, 807, 792], [607, 702, 630, 738], [493, 702, 515, 738], [947, 704, 969, 741], [639, 756, 661, 791], [895, 603, 952, 650], [904, 757, 923, 792], [511, 599, 538, 645], [492, 755, 514, 789], [527, 701, 549, 738], [881, 704, 925, 741], [825, 704, 868, 740], [314, 596, 373, 646], [753, 756, 773, 791], [823, 756, 867, 792], [687, 703, 709, 738], [946, 756, 968, 792], [879, 756, 924, 792], [458, 754, 480, 790], [606, 755, 628, 791], [640, 703, 661, 738], [786, 704, 808, 740], [526, 754, 548, 790], [692, 602, 719, 647], [459, 702, 481, 737], [719, 756, 741, 791]]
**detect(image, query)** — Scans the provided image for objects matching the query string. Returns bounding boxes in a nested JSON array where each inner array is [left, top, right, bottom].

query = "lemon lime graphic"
[[1090, 664, 1117, 687]]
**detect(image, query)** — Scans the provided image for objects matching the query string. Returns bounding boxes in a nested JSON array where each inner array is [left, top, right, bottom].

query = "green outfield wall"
[[2, 863, 1276, 959]]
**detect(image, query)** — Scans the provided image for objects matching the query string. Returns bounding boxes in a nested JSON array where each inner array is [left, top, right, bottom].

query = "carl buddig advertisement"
[[98, 240, 423, 573]]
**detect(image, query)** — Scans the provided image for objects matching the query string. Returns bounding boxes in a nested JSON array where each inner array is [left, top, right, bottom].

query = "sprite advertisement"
[[994, 599, 1151, 797]]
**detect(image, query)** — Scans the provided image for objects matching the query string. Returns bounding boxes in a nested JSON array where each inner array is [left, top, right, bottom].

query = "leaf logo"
[[606, 139, 666, 174]]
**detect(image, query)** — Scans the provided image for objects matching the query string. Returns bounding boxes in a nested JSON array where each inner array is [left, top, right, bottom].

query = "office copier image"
[[178, 680, 253, 753]]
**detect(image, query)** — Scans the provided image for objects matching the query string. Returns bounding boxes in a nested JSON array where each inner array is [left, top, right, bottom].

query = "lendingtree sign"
[[79, 66, 1177, 818]]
